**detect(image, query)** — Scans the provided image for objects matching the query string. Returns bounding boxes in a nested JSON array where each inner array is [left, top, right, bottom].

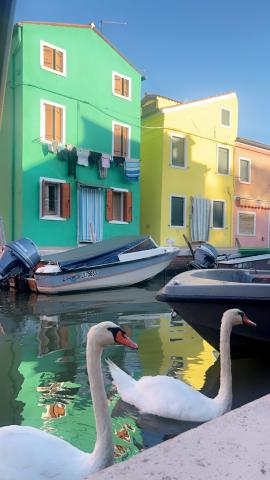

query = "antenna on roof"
[[99, 20, 127, 33]]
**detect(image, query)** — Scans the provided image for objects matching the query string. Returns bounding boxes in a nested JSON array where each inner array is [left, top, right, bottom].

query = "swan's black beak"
[[115, 330, 138, 349], [243, 314, 256, 327]]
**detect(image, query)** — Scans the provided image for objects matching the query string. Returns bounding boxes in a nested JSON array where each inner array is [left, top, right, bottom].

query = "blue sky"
[[15, 0, 270, 143]]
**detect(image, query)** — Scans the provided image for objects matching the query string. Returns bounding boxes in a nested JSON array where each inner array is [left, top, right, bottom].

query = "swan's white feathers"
[[0, 425, 93, 480], [108, 360, 221, 422]]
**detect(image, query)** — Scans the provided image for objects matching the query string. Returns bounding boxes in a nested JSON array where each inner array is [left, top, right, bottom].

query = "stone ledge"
[[91, 394, 270, 479]]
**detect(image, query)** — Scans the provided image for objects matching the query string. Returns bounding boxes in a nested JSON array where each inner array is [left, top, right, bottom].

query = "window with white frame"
[[171, 134, 186, 167], [40, 41, 66, 76], [217, 146, 230, 175], [40, 178, 70, 219], [41, 100, 65, 144], [238, 212, 256, 235], [170, 196, 185, 227], [106, 189, 132, 223], [239, 157, 251, 183], [212, 200, 225, 228], [221, 108, 231, 127], [112, 72, 131, 100]]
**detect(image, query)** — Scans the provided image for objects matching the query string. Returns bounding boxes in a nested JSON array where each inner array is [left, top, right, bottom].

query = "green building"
[[0, 22, 143, 247]]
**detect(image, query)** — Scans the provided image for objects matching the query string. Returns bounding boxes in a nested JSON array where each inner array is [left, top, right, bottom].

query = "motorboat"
[[156, 268, 270, 356], [184, 237, 270, 271], [27, 236, 179, 294]]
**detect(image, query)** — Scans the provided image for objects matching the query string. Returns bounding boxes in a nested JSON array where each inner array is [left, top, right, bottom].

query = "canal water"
[[0, 274, 269, 463]]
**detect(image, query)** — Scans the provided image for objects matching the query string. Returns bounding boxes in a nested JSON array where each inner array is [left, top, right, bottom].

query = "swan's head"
[[222, 308, 256, 327], [88, 321, 138, 349]]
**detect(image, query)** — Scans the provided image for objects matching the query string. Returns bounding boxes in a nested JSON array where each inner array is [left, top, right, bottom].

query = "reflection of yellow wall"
[[158, 315, 216, 391], [141, 92, 238, 247]]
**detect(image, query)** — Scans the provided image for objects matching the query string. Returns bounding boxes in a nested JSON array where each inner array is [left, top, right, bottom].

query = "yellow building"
[[141, 92, 238, 248]]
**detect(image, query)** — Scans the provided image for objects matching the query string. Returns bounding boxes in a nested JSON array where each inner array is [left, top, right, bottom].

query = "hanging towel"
[[98, 158, 107, 179], [77, 148, 90, 167], [101, 153, 111, 169], [125, 158, 140, 180]]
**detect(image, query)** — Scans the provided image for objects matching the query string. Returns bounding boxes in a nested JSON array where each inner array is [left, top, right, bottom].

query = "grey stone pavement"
[[91, 394, 270, 480]]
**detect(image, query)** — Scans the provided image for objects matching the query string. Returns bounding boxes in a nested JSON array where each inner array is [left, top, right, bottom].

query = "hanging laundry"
[[125, 158, 140, 180], [98, 158, 107, 179], [48, 140, 58, 153], [68, 147, 78, 179], [89, 151, 102, 167], [101, 153, 111, 169], [113, 156, 125, 168], [77, 148, 90, 167]]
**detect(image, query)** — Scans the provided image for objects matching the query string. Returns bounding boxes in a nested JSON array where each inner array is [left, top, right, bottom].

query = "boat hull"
[[33, 251, 177, 294], [156, 268, 270, 357]]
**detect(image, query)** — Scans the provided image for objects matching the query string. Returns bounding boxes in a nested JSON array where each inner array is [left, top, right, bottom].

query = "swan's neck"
[[215, 320, 232, 413], [86, 337, 114, 469]]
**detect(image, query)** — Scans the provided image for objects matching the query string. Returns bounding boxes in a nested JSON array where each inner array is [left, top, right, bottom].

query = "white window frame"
[[237, 210, 256, 236], [40, 99, 66, 145], [170, 132, 187, 169], [212, 199, 226, 229], [220, 107, 231, 128], [169, 194, 186, 228], [40, 40, 67, 77], [239, 157, 251, 184], [217, 144, 231, 176], [112, 71, 132, 101], [112, 120, 131, 158], [40, 177, 66, 221], [109, 187, 129, 224]]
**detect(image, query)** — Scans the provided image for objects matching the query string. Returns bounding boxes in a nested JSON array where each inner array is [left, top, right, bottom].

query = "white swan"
[[0, 321, 138, 480], [108, 309, 255, 422]]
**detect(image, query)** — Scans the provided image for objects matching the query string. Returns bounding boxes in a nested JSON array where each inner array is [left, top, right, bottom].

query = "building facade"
[[233, 137, 270, 248], [141, 92, 238, 248], [0, 22, 142, 247]]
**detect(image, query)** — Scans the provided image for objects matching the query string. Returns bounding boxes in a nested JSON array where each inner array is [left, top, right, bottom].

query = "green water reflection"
[[0, 283, 269, 462]]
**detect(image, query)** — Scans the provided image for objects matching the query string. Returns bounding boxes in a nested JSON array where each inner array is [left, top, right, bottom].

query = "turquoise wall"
[[1, 23, 142, 246]]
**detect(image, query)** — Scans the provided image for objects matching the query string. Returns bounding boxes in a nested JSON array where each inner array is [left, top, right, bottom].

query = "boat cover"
[[41, 236, 156, 272]]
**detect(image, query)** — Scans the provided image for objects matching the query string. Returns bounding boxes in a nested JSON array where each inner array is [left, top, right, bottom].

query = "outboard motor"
[[0, 238, 40, 281], [189, 243, 218, 269]]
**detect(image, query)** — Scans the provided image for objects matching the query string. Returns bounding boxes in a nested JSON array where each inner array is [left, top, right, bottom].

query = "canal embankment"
[[91, 393, 270, 479]]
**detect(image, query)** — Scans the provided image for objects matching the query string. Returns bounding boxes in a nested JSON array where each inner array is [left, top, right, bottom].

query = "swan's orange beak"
[[115, 330, 138, 349], [243, 314, 256, 327]]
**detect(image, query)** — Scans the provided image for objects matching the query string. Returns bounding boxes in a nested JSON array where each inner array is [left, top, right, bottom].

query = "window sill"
[[237, 233, 256, 237], [109, 220, 129, 224], [41, 65, 67, 77], [169, 164, 187, 169], [169, 225, 185, 229], [239, 180, 251, 185], [40, 216, 66, 221], [112, 92, 131, 101], [216, 172, 230, 176]]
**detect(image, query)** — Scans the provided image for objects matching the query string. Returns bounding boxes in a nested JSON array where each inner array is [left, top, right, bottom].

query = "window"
[[41, 100, 65, 144], [40, 178, 70, 219], [171, 135, 186, 167], [221, 108, 231, 127], [238, 212, 256, 236], [113, 122, 130, 157], [40, 41, 66, 76], [217, 146, 230, 175], [239, 158, 251, 183], [106, 189, 132, 223], [170, 196, 185, 227], [112, 72, 131, 100], [212, 200, 225, 228]]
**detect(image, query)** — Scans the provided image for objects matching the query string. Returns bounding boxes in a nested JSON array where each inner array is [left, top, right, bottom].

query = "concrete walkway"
[[91, 394, 270, 480]]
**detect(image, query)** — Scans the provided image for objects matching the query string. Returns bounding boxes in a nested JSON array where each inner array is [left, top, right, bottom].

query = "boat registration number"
[[62, 269, 97, 283]]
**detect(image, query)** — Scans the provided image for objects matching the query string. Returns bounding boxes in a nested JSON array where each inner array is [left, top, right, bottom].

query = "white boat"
[[28, 236, 179, 294]]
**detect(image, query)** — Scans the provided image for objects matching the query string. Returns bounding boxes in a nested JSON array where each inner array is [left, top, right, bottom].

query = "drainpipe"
[[11, 24, 21, 240]]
